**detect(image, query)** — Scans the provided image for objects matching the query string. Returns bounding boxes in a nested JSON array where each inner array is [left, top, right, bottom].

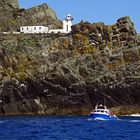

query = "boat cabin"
[[95, 104, 107, 110], [92, 104, 110, 115]]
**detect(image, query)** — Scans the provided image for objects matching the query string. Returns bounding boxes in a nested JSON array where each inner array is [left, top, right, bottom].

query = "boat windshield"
[[94, 110, 105, 113], [97, 106, 105, 109], [93, 109, 110, 113]]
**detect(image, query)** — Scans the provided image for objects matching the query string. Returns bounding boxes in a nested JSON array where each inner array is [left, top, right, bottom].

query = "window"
[[27, 27, 28, 30], [22, 28, 23, 31], [39, 27, 41, 30], [34, 27, 36, 30]]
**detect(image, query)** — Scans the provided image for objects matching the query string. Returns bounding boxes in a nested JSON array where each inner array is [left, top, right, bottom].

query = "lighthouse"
[[20, 14, 73, 34], [63, 14, 73, 33]]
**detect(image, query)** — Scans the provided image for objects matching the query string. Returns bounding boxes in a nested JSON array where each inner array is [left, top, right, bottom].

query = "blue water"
[[0, 116, 140, 140]]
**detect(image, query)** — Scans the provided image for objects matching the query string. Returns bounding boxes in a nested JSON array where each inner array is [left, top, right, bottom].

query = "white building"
[[20, 14, 73, 34], [20, 26, 49, 34], [48, 29, 64, 34], [63, 14, 73, 33], [49, 14, 73, 34]]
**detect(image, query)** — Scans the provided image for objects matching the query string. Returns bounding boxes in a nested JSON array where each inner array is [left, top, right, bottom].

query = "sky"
[[19, 0, 140, 33]]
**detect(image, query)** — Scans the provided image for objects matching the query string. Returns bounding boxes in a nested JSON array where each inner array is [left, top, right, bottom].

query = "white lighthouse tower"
[[63, 14, 73, 33]]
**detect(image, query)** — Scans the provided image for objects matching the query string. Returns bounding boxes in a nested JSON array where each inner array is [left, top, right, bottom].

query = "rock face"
[[0, 0, 19, 8], [19, 4, 62, 29], [7, 0, 19, 8], [0, 0, 16, 31], [0, 1, 62, 31], [0, 3, 140, 115], [0, 15, 140, 115]]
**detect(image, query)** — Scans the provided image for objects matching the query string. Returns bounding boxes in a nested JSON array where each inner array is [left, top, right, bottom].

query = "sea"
[[0, 115, 140, 140]]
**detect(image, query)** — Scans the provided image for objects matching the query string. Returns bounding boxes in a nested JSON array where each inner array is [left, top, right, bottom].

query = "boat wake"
[[87, 118, 93, 121], [125, 114, 140, 117], [0, 121, 6, 124], [129, 120, 140, 123]]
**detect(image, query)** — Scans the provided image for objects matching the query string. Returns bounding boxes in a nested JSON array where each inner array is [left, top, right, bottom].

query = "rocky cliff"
[[0, 1, 62, 32], [0, 0, 19, 8], [0, 2, 140, 115]]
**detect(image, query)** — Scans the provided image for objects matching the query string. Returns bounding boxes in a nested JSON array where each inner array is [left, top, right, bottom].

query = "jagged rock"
[[0, 0, 19, 8], [19, 3, 62, 29], [136, 34, 140, 45], [0, 1, 62, 31]]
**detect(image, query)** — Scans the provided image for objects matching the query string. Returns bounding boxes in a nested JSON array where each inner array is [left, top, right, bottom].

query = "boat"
[[90, 104, 118, 121]]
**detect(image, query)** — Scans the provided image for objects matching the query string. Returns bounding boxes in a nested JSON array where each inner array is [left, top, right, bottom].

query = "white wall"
[[20, 26, 49, 34], [48, 19, 72, 34], [63, 20, 72, 33], [48, 29, 64, 34]]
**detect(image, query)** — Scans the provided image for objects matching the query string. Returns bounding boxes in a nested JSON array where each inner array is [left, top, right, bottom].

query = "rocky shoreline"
[[110, 105, 140, 116], [0, 76, 140, 116], [0, 105, 139, 116]]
